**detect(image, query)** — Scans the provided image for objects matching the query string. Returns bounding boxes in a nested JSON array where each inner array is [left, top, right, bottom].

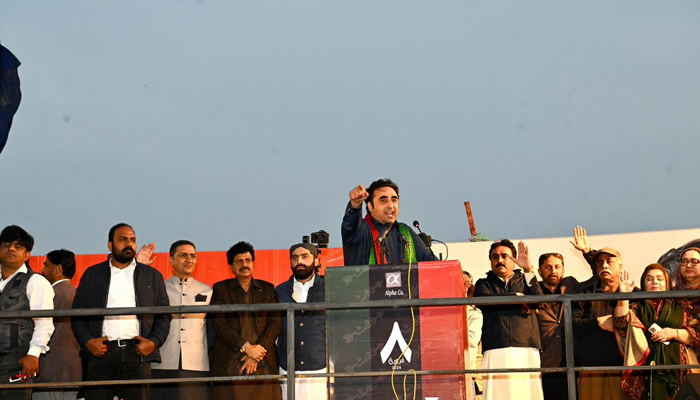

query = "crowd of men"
[[0, 178, 698, 400]]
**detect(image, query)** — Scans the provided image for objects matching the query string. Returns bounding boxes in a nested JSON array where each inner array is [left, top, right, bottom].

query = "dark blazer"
[[573, 280, 640, 367], [536, 276, 578, 368], [71, 260, 171, 363], [276, 273, 326, 371], [209, 278, 281, 375]]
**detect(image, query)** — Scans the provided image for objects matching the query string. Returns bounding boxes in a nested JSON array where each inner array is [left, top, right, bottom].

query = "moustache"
[[123, 247, 134, 253], [238, 267, 251, 271], [496, 263, 506, 268]]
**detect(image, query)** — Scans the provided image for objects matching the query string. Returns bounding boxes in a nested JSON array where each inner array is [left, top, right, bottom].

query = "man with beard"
[[276, 243, 327, 400], [342, 179, 436, 266], [572, 247, 637, 400], [535, 253, 578, 400], [474, 239, 543, 400], [72, 223, 171, 400], [210, 241, 281, 400], [151, 240, 212, 400], [0, 226, 54, 400]]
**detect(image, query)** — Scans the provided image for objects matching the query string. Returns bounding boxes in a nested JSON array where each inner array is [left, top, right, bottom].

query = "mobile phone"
[[649, 323, 670, 345], [8, 371, 22, 383]]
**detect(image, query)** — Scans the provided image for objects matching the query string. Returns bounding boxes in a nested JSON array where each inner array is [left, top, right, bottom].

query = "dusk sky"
[[1, 1, 698, 256]]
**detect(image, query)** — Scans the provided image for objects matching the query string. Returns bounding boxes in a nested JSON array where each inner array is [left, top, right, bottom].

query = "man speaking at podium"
[[342, 179, 435, 266]]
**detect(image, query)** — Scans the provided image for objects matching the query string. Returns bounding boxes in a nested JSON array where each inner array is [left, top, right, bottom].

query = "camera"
[[302, 230, 330, 249]]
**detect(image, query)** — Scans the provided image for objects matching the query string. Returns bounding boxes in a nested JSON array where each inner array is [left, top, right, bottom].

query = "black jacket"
[[572, 280, 639, 367], [71, 260, 171, 362], [276, 273, 326, 371], [474, 269, 542, 352]]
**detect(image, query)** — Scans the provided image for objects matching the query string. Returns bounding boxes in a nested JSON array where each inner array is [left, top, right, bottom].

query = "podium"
[[325, 260, 467, 400]]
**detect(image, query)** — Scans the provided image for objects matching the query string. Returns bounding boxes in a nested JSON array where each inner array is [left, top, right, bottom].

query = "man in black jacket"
[[474, 239, 543, 400], [72, 223, 171, 400], [572, 246, 632, 400]]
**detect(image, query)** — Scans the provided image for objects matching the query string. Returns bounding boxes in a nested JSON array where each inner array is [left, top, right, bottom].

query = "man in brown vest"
[[34, 249, 82, 400]]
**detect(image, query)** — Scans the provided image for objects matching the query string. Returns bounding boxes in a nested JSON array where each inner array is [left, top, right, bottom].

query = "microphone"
[[413, 220, 422, 233], [413, 220, 432, 248], [398, 235, 409, 264], [377, 224, 392, 244], [359, 224, 393, 264]]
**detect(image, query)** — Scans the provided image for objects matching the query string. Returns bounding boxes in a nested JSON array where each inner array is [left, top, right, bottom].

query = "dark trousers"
[[151, 369, 211, 400], [542, 372, 568, 400], [85, 342, 151, 400], [0, 349, 32, 400]]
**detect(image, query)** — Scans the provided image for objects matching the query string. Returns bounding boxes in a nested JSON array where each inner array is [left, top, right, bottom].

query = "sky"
[[1, 1, 699, 256]]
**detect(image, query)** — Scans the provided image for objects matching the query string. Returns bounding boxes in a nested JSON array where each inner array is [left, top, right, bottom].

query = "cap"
[[289, 243, 318, 257], [594, 247, 622, 260]]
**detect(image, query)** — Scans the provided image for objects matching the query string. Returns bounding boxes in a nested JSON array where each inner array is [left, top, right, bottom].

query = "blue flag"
[[0, 44, 22, 155]]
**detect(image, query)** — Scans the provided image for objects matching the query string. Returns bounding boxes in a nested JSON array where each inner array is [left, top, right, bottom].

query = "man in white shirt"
[[151, 240, 212, 400], [72, 223, 170, 400], [0, 225, 54, 400]]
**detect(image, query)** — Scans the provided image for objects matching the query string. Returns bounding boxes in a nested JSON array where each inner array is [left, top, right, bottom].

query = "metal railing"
[[2, 289, 699, 400]]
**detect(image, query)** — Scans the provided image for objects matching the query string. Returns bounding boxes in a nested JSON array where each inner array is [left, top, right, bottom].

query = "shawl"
[[615, 299, 700, 400]]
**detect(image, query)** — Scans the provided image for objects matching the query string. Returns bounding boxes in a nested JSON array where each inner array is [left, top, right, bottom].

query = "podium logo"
[[380, 322, 412, 363], [385, 272, 402, 288]]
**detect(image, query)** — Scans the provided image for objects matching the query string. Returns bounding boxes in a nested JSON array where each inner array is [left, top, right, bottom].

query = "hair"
[[538, 253, 564, 267], [226, 241, 255, 265], [365, 178, 400, 213], [108, 223, 134, 243], [46, 249, 76, 279], [169, 240, 196, 257], [640, 263, 670, 292], [489, 239, 517, 259], [462, 270, 475, 297], [0, 225, 34, 252], [680, 247, 700, 260]]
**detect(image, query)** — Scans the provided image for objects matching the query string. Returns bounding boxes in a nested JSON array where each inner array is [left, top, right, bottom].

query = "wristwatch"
[[240, 342, 249, 353]]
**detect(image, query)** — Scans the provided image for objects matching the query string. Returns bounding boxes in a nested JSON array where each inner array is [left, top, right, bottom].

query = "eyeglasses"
[[680, 259, 700, 267]]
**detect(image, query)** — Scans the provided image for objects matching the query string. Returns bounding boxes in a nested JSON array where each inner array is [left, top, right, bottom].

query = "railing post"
[[563, 298, 577, 400], [286, 306, 296, 400]]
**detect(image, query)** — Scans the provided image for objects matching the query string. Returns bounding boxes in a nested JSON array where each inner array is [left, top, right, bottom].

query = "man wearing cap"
[[71, 223, 171, 400], [276, 243, 327, 400], [151, 240, 213, 400], [572, 244, 636, 400], [342, 179, 436, 266]]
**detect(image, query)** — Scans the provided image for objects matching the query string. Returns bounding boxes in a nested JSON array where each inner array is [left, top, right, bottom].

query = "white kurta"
[[481, 347, 543, 400]]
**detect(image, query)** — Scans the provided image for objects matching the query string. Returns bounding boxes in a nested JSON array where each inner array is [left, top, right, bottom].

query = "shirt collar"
[[0, 264, 28, 283], [52, 278, 70, 287], [294, 273, 316, 289], [109, 257, 136, 272]]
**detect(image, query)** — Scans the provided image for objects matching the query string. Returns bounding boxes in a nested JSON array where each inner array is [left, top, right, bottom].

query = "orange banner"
[[28, 248, 346, 288]]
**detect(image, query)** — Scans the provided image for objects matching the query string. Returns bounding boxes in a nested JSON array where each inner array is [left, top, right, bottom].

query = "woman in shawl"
[[613, 263, 700, 400]]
